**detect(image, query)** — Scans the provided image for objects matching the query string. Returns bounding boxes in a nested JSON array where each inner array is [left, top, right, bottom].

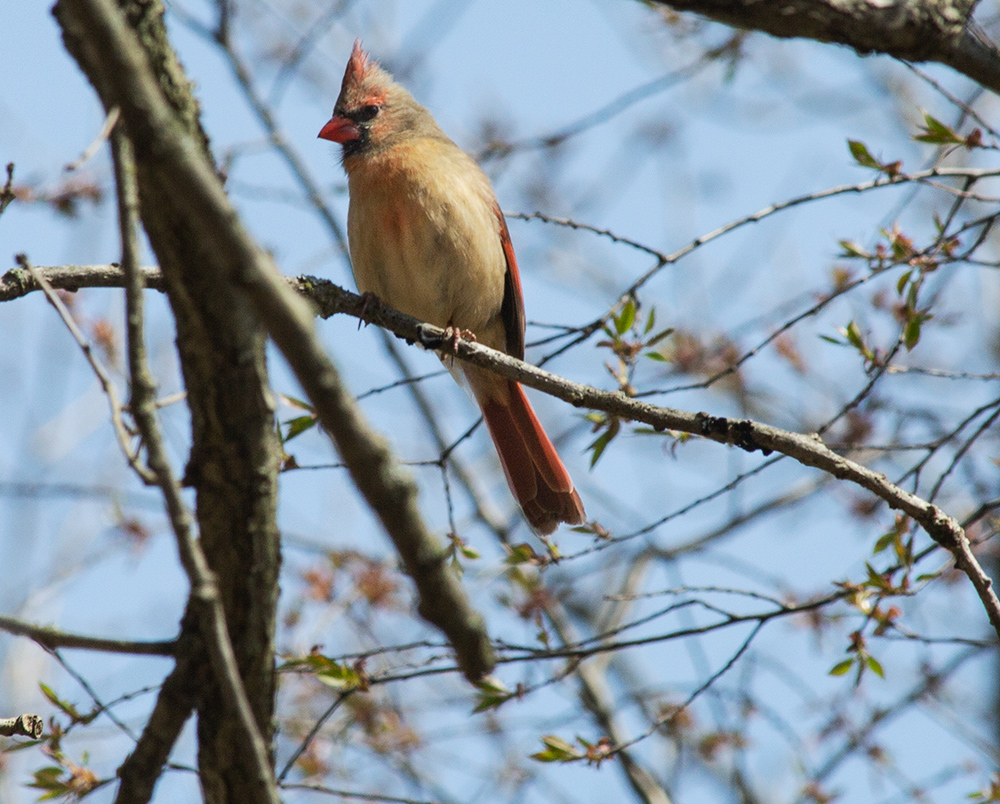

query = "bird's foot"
[[442, 326, 477, 355]]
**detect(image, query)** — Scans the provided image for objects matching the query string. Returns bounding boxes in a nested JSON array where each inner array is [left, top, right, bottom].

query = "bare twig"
[[513, 166, 1000, 303], [645, 0, 1000, 95], [276, 691, 353, 783], [16, 254, 155, 484], [65, 105, 121, 171], [279, 782, 443, 804], [0, 162, 15, 217], [617, 621, 764, 754], [0, 263, 163, 301], [544, 595, 674, 804], [208, 10, 349, 258], [0, 614, 174, 656]]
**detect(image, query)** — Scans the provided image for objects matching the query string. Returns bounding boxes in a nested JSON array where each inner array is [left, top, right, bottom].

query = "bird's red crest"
[[344, 39, 370, 87], [339, 39, 387, 106]]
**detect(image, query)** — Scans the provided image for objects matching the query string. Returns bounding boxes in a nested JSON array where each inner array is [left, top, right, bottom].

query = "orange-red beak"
[[318, 116, 361, 143]]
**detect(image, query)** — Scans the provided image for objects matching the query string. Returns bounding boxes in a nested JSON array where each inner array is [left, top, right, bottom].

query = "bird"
[[318, 41, 585, 535]]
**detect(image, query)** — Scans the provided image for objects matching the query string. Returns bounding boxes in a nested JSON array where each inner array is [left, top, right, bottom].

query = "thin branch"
[[0, 614, 175, 656], [543, 594, 674, 804], [276, 691, 353, 783], [796, 646, 984, 802], [16, 254, 155, 484], [0, 162, 15, 217], [902, 60, 998, 139], [267, 0, 359, 109], [279, 782, 443, 804], [0, 263, 163, 301], [481, 49, 720, 160], [646, 0, 1000, 95], [208, 10, 349, 258], [615, 621, 764, 754], [513, 166, 1000, 302], [65, 105, 121, 172], [49, 647, 141, 741]]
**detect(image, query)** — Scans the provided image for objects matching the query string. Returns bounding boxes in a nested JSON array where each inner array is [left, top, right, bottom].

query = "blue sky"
[[1, 1, 998, 802]]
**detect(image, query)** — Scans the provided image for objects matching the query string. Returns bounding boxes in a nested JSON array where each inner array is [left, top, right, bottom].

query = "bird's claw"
[[442, 326, 476, 355]]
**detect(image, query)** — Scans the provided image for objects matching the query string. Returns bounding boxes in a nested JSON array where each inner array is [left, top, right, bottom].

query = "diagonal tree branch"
[[52, 0, 493, 685], [303, 280, 1000, 641]]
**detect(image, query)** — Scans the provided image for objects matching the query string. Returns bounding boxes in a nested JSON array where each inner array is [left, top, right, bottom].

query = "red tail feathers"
[[478, 380, 585, 535]]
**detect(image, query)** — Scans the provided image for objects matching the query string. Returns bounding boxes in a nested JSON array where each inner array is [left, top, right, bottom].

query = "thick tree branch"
[[114, 614, 207, 804], [0, 714, 43, 739], [56, 1, 286, 798], [303, 280, 1000, 641], [7, 262, 997, 638], [53, 0, 493, 684], [649, 0, 1000, 95]]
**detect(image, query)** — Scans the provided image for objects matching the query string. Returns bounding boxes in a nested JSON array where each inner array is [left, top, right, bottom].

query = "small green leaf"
[[646, 327, 675, 347], [315, 662, 361, 690], [530, 735, 583, 763], [829, 658, 855, 676], [39, 683, 83, 722], [914, 112, 963, 145], [896, 270, 913, 295], [845, 320, 865, 350], [277, 393, 315, 412], [840, 320, 875, 361], [904, 316, 922, 351], [505, 543, 540, 565], [473, 692, 512, 713], [283, 414, 318, 442], [819, 334, 846, 346], [588, 429, 615, 468], [838, 239, 869, 258], [472, 678, 513, 712], [644, 307, 656, 334], [290, 653, 364, 691], [866, 655, 885, 678], [644, 351, 669, 362], [615, 299, 636, 335], [848, 140, 881, 169], [873, 531, 897, 554]]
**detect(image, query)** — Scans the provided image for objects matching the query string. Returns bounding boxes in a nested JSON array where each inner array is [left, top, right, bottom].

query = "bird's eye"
[[354, 105, 380, 122]]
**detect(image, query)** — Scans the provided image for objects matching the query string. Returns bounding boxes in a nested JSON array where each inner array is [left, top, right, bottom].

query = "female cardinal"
[[319, 41, 585, 535]]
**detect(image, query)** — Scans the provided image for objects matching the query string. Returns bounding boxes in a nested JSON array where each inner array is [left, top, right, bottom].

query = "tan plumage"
[[319, 41, 584, 534]]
